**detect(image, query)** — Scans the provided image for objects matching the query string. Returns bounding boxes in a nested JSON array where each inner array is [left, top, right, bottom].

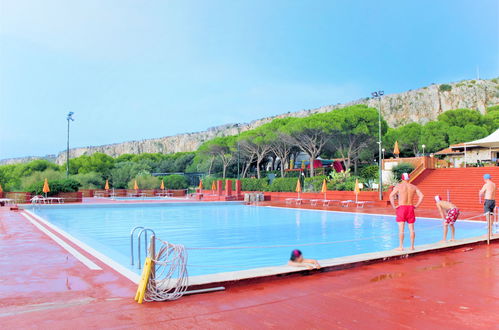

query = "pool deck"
[[1, 201, 498, 329]]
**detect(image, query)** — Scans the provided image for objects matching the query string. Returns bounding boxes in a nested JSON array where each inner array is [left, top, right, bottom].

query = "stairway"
[[411, 167, 499, 211]]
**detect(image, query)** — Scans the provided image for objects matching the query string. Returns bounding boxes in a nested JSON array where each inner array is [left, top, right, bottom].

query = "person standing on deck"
[[434, 195, 460, 242], [389, 173, 424, 251], [479, 174, 496, 239]]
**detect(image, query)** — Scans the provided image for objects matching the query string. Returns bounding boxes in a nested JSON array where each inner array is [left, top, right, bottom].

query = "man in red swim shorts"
[[389, 173, 424, 251]]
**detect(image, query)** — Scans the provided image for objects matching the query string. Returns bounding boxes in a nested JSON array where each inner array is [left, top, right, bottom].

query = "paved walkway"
[[0, 206, 498, 329]]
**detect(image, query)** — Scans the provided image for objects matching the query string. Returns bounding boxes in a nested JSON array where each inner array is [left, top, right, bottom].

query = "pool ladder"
[[130, 226, 156, 269]]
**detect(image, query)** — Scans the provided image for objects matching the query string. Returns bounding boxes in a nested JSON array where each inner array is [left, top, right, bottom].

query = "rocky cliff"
[[2, 78, 498, 165]]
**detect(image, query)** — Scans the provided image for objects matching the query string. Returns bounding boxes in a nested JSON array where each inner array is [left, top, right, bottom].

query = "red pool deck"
[[1, 205, 498, 329]]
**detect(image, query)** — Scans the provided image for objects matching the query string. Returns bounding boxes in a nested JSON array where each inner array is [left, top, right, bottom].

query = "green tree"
[[69, 153, 115, 176], [238, 128, 271, 179], [328, 105, 387, 169], [437, 109, 483, 128], [111, 161, 151, 188], [420, 121, 449, 152], [397, 123, 423, 155], [447, 124, 488, 144], [483, 106, 499, 133], [73, 172, 105, 189], [260, 118, 295, 178], [284, 114, 331, 177]]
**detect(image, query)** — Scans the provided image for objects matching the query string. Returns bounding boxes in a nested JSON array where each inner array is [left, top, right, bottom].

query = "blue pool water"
[[110, 197, 187, 201], [28, 203, 485, 277]]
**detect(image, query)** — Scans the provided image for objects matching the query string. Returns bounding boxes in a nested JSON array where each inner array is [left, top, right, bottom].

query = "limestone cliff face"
[[2, 78, 498, 165]]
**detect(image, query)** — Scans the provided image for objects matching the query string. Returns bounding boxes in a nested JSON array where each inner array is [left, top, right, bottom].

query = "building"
[[435, 129, 499, 167]]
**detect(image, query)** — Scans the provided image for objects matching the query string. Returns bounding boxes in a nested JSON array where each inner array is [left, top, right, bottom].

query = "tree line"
[[1, 105, 498, 192]]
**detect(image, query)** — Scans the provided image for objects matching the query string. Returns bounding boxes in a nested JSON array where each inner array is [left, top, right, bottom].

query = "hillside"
[[2, 78, 498, 165]]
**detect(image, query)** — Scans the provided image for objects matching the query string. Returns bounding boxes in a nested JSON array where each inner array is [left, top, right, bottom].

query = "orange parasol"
[[134, 180, 139, 190], [354, 178, 360, 202], [211, 181, 216, 191], [295, 178, 302, 193], [393, 141, 400, 156], [160, 179, 165, 190], [0, 183, 3, 193], [198, 180, 203, 190], [321, 178, 327, 200], [295, 178, 302, 200], [43, 178, 50, 197], [104, 179, 110, 190]]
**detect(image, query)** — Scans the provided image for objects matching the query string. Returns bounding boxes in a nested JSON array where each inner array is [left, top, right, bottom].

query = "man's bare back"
[[390, 181, 424, 208], [480, 180, 496, 200]]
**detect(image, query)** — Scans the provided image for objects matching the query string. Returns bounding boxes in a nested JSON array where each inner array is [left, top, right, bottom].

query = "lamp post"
[[237, 141, 240, 179], [422, 144, 426, 156], [371, 91, 384, 200], [66, 112, 75, 177]]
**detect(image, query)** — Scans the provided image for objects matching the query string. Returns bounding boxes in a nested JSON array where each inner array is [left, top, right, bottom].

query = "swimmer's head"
[[484, 174, 491, 180], [401, 173, 410, 181], [290, 249, 303, 261], [434, 195, 442, 203]]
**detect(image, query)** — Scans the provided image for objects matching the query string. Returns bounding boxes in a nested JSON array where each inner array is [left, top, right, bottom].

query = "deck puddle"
[[370, 272, 404, 282]]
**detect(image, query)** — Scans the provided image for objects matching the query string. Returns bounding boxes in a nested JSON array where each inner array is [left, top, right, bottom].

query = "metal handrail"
[[137, 228, 156, 269], [130, 226, 144, 266]]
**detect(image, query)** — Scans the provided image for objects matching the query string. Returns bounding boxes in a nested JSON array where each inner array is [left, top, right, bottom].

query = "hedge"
[[163, 174, 188, 189], [28, 178, 81, 196]]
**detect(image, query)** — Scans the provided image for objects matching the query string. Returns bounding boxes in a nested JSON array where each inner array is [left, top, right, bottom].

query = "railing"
[[408, 162, 425, 183], [130, 226, 156, 269], [407, 156, 440, 183]]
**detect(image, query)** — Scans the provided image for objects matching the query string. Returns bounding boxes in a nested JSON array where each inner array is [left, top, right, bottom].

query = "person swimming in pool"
[[288, 249, 321, 269], [389, 172, 424, 251], [434, 195, 460, 242]]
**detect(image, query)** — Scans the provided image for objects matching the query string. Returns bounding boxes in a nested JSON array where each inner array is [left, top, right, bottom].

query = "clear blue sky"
[[1, 0, 498, 159]]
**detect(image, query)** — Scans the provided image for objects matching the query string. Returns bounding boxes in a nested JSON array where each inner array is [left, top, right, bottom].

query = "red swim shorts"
[[445, 208, 460, 224], [396, 205, 416, 224]]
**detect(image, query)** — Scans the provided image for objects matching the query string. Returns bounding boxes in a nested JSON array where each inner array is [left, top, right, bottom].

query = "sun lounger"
[[285, 198, 304, 205], [340, 200, 354, 207], [354, 201, 374, 208], [31, 195, 48, 204], [323, 199, 341, 206], [46, 197, 64, 204]]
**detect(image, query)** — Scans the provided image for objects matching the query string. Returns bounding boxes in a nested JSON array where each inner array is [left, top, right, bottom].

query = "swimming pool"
[[27, 203, 485, 277], [110, 196, 187, 201]]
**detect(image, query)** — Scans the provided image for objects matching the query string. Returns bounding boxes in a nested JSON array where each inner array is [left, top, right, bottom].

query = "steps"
[[411, 168, 499, 211]]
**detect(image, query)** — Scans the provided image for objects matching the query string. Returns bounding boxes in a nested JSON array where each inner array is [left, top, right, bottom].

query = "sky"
[[0, 0, 498, 159]]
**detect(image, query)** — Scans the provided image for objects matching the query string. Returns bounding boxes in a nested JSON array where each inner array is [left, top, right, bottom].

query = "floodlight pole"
[[237, 141, 240, 179], [372, 91, 384, 200], [66, 112, 74, 177]]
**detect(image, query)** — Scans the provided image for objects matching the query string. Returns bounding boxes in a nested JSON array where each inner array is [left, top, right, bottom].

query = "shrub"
[[201, 176, 221, 190], [163, 174, 188, 189], [20, 169, 65, 191], [391, 163, 415, 181], [268, 177, 299, 192], [73, 172, 105, 189], [359, 165, 379, 181], [326, 176, 358, 191], [439, 84, 452, 92], [28, 178, 81, 196], [304, 175, 327, 192], [240, 178, 269, 191], [128, 174, 161, 189]]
